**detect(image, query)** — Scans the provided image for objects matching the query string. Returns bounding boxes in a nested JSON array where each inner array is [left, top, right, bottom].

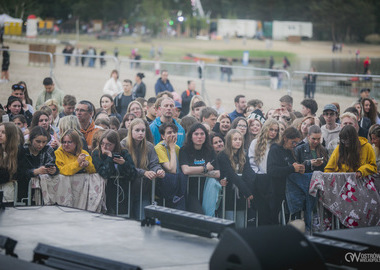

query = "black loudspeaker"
[[144, 205, 235, 238], [309, 226, 380, 269], [210, 225, 326, 270], [33, 243, 141, 270], [0, 235, 18, 257]]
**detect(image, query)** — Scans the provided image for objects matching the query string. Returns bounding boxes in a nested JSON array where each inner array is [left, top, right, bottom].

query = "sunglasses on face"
[[12, 84, 25, 91]]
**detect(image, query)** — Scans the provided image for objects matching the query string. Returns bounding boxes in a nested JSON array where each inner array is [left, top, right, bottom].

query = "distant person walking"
[[363, 57, 371, 74], [1, 45, 10, 82]]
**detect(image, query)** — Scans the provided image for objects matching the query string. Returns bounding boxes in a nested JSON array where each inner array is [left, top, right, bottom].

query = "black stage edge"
[[0, 206, 218, 269]]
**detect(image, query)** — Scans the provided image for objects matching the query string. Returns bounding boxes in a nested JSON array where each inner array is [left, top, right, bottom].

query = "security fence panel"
[[0, 48, 54, 104], [52, 53, 120, 106], [291, 71, 380, 99]]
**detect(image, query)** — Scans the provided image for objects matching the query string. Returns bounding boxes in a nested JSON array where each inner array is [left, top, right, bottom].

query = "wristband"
[[203, 163, 208, 174]]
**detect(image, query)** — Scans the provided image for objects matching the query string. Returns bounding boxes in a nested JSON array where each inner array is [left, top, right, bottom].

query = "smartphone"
[[45, 164, 55, 168], [2, 115, 9, 123], [316, 157, 324, 161], [112, 153, 121, 159]]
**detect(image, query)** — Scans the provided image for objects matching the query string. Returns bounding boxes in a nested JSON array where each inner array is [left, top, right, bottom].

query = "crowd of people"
[[0, 70, 379, 229]]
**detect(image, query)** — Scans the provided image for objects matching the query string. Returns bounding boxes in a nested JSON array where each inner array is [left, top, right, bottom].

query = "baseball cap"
[[323, 104, 337, 112], [360, 88, 371, 93], [174, 101, 182, 109]]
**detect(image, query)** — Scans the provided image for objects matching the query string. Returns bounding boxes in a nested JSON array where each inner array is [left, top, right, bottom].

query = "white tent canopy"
[[0, 13, 23, 26]]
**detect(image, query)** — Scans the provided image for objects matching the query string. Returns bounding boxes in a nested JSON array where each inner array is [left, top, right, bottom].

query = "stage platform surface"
[[0, 206, 219, 269]]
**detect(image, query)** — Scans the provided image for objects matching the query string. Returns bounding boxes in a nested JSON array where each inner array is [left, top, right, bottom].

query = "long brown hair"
[[0, 122, 19, 180], [223, 129, 245, 174], [125, 118, 149, 170], [97, 130, 122, 156], [362, 98, 377, 125], [338, 125, 361, 171]]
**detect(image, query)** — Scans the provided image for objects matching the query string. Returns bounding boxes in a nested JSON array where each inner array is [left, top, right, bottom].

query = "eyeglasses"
[[323, 112, 336, 116], [281, 116, 291, 121], [101, 142, 114, 148], [62, 141, 73, 145], [237, 124, 247, 129], [12, 84, 25, 91]]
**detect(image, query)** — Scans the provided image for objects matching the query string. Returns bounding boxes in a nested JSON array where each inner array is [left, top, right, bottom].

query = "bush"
[[365, 34, 380, 44]]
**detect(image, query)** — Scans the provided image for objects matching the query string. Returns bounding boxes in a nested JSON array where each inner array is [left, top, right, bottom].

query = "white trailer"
[[217, 19, 257, 38], [272, 21, 312, 40]]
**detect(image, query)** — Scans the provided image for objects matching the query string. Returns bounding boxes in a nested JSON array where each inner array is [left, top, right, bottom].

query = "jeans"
[[225, 210, 245, 228]]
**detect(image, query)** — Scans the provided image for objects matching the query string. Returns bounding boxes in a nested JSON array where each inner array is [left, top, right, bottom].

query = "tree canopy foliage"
[[1, 0, 379, 42]]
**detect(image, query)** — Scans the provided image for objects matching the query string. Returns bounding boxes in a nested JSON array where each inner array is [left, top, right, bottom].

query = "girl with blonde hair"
[[248, 118, 280, 225], [217, 129, 253, 227], [126, 100, 146, 120]]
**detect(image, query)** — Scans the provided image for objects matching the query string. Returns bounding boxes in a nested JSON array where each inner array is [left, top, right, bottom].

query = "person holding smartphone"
[[267, 127, 304, 224], [92, 130, 136, 215], [18, 126, 59, 200], [295, 125, 328, 173]]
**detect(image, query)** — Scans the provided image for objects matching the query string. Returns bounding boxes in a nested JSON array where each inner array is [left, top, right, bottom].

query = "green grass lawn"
[[204, 49, 296, 62], [36, 34, 295, 63]]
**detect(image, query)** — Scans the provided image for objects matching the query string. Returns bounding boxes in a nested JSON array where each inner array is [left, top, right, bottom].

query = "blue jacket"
[[150, 117, 185, 147], [155, 78, 175, 95], [228, 110, 245, 122]]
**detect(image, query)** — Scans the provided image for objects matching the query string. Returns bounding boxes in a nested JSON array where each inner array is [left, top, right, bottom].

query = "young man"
[[154, 122, 186, 210], [59, 95, 77, 118], [191, 101, 207, 121], [35, 77, 65, 110], [146, 97, 157, 123], [155, 122, 180, 174], [155, 70, 175, 95], [229, 95, 247, 122], [300, 98, 318, 117], [200, 107, 218, 130], [279, 95, 293, 112], [114, 79, 134, 118], [321, 104, 341, 147]]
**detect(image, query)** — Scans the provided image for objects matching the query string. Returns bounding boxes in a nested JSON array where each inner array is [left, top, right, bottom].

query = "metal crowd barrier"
[[4, 47, 380, 102]]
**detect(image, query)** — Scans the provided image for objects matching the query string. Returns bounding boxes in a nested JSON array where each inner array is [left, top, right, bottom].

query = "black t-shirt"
[[117, 94, 133, 118], [179, 146, 218, 201], [179, 146, 218, 169]]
